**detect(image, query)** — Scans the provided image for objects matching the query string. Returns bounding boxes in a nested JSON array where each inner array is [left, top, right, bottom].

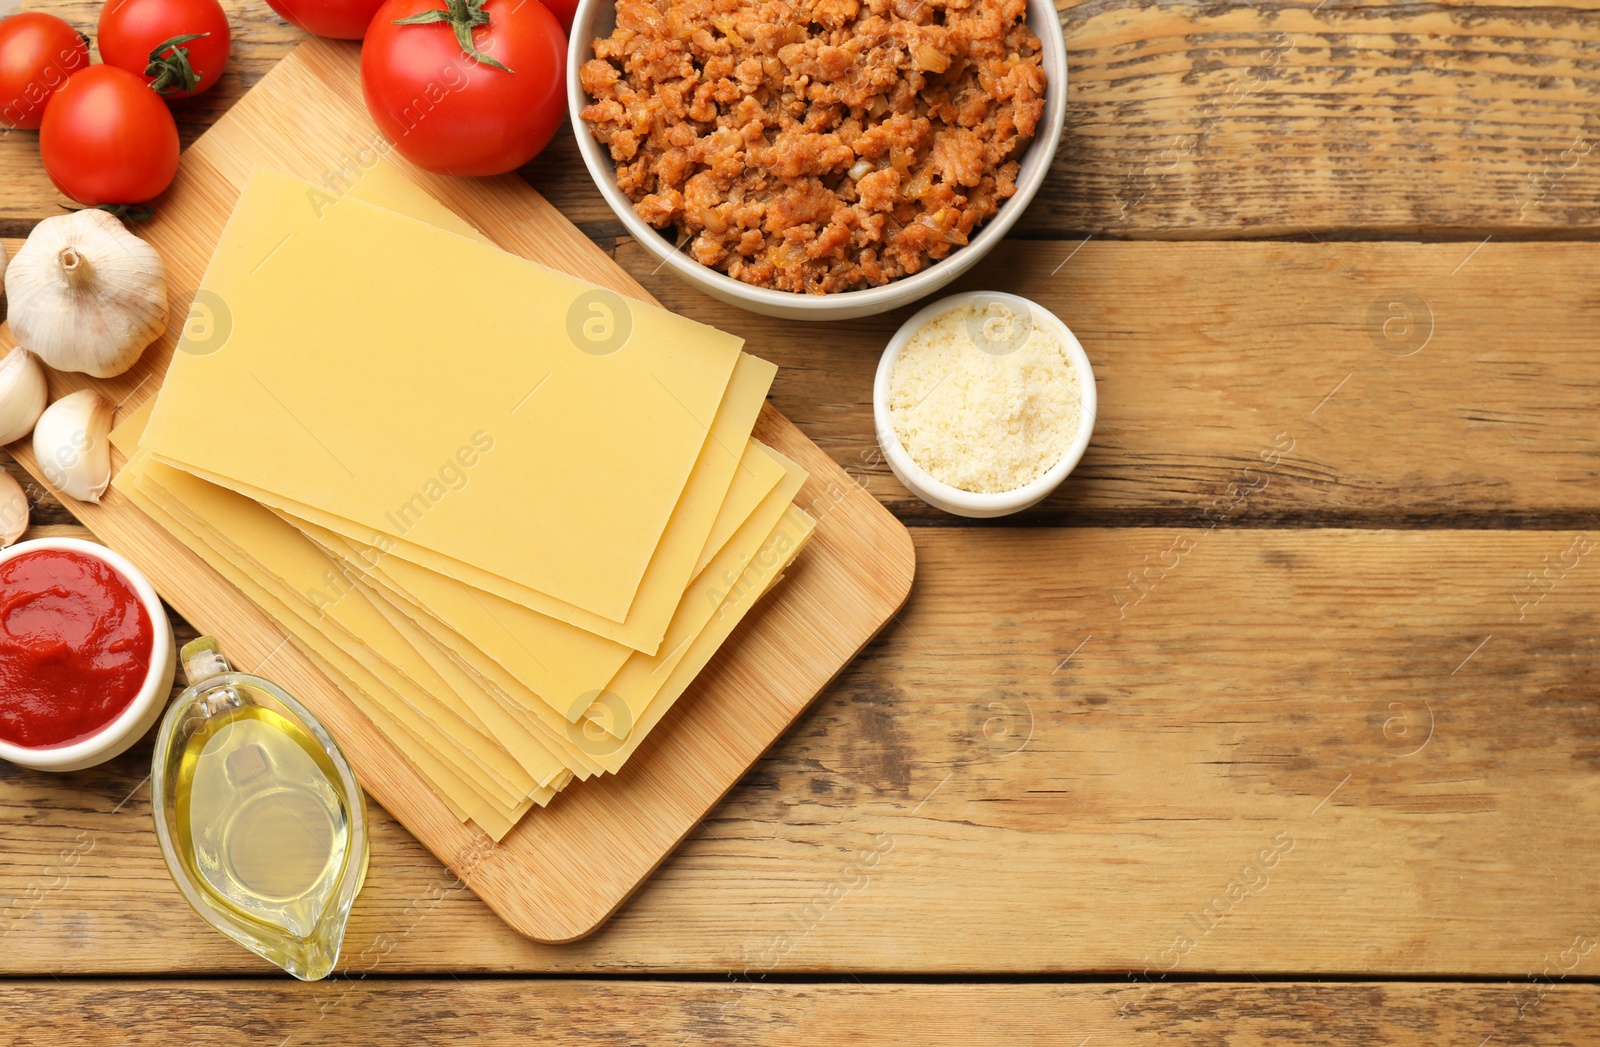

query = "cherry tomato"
[[265, 0, 388, 40], [40, 65, 180, 205], [361, 0, 565, 177], [99, 0, 232, 99], [0, 13, 90, 130]]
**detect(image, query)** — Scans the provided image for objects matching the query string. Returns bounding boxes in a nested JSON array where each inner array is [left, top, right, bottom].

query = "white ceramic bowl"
[[567, 0, 1069, 321], [0, 537, 177, 772], [873, 290, 1095, 518]]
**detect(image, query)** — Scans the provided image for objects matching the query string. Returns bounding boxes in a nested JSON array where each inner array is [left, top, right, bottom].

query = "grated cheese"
[[886, 301, 1083, 494]]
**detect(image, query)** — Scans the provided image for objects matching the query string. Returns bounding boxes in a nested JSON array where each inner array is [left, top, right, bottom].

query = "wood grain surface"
[[1, 0, 1596, 1035], [18, 234, 1584, 528], [2, 981, 1599, 1045], [620, 237, 1600, 527], [15, 235, 1600, 537], [2, 527, 1594, 975], [4, 0, 1600, 238]]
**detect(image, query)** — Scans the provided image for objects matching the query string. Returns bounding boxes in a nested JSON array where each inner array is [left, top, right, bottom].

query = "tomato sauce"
[[0, 548, 154, 749]]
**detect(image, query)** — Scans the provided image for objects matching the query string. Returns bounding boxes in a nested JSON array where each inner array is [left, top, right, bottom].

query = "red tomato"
[[99, 0, 232, 99], [39, 65, 180, 205], [0, 13, 90, 130], [538, 0, 575, 35], [361, 0, 566, 177], [265, 0, 388, 40]]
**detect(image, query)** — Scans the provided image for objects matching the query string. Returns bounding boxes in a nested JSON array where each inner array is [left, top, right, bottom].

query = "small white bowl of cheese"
[[873, 291, 1097, 518]]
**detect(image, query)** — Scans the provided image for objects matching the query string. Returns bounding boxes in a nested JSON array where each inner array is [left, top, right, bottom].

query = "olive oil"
[[153, 637, 368, 981], [174, 705, 354, 940]]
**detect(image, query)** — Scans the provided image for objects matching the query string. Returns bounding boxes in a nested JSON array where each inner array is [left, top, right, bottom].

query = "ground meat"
[[580, 0, 1047, 294]]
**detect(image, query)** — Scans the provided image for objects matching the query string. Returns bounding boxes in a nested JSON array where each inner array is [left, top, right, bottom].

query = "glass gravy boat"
[[151, 636, 369, 980]]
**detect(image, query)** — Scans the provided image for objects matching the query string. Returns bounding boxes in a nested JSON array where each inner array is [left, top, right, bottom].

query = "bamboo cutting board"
[[0, 40, 915, 944]]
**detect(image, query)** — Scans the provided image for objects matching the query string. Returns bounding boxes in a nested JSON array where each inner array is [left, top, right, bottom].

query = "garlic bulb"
[[33, 390, 114, 503], [0, 470, 27, 547], [0, 346, 47, 445], [5, 209, 168, 379]]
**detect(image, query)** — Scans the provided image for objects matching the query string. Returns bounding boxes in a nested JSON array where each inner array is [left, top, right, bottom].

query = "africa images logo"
[[564, 689, 631, 757], [963, 295, 1034, 356], [566, 289, 633, 356]]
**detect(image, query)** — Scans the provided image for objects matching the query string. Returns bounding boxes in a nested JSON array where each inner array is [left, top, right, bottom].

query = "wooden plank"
[[619, 238, 1600, 527], [5, 2, 1600, 237], [12, 236, 1588, 528], [3, 528, 1595, 975], [0, 41, 916, 943], [1, 980, 1598, 1045], [1041, 0, 1600, 239]]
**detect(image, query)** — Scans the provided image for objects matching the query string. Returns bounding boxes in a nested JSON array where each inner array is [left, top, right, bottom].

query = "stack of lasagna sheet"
[[110, 166, 813, 839]]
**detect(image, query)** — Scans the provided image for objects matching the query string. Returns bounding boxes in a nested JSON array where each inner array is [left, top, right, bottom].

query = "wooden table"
[[2, 0, 1598, 1042]]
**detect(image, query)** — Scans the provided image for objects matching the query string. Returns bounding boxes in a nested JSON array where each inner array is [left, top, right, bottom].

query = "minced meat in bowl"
[[577, 0, 1050, 296]]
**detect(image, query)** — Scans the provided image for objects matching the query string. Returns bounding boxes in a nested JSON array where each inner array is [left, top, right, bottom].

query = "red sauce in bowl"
[[0, 548, 155, 749]]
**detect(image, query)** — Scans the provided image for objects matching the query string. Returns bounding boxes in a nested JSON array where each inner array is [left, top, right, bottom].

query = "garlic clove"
[[0, 469, 28, 548], [0, 346, 49, 445], [33, 389, 115, 504], [5, 209, 168, 379]]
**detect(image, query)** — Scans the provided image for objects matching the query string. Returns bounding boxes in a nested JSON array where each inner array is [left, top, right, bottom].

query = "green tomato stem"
[[144, 33, 209, 96], [392, 0, 514, 74]]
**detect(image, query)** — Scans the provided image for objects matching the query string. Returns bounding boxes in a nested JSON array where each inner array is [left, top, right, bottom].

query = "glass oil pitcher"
[[151, 636, 369, 980]]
